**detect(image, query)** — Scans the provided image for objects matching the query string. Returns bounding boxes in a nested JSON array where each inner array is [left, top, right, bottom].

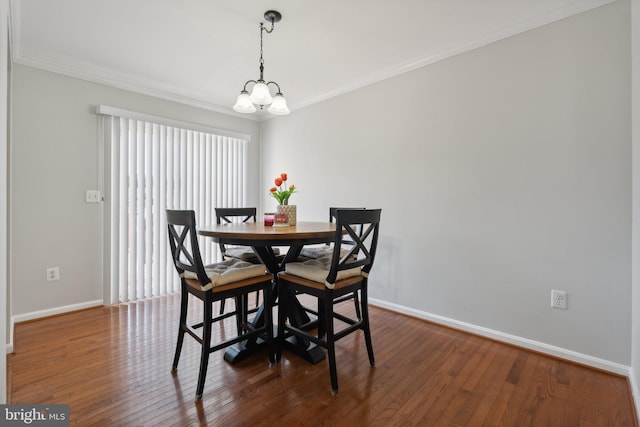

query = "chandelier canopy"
[[233, 10, 290, 116]]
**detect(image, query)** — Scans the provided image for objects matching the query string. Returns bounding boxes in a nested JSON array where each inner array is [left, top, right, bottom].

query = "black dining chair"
[[276, 208, 382, 395], [299, 207, 365, 320], [167, 209, 275, 400], [215, 207, 280, 315], [216, 207, 261, 263]]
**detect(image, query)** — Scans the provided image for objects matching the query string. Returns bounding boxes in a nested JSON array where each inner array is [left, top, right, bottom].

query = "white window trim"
[[97, 106, 249, 304], [96, 105, 251, 142]]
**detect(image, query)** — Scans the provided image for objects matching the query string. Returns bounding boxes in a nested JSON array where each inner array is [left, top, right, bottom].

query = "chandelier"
[[233, 10, 290, 116]]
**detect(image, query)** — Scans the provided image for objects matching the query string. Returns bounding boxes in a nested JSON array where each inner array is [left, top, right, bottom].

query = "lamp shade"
[[233, 92, 256, 113], [268, 94, 290, 115], [250, 81, 273, 105]]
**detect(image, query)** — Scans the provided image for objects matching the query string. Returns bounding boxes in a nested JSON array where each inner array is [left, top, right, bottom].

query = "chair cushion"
[[299, 245, 332, 259], [299, 245, 350, 259], [284, 256, 362, 289], [182, 258, 268, 290], [224, 245, 280, 261]]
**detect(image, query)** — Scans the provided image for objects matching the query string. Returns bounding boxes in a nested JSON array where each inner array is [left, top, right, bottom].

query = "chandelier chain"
[[232, 10, 289, 115], [259, 17, 276, 68], [259, 23, 264, 67]]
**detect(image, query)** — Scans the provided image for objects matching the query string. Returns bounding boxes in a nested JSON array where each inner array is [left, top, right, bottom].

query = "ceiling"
[[11, 0, 615, 120]]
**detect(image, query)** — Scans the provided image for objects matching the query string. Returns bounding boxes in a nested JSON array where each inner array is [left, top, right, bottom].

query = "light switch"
[[86, 190, 101, 203]]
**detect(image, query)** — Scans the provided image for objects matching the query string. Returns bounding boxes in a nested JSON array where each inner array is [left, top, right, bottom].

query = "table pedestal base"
[[223, 336, 326, 365], [283, 337, 326, 364]]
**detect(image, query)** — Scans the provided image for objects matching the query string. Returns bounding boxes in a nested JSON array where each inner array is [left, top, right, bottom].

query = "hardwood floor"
[[7, 293, 638, 426]]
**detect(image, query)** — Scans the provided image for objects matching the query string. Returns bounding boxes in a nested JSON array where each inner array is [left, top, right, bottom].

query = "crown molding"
[[12, 52, 264, 121], [11, 0, 617, 119], [289, 0, 618, 111]]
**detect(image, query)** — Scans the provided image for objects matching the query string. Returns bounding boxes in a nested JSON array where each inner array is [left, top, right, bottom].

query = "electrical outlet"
[[46, 267, 60, 282], [551, 290, 567, 310]]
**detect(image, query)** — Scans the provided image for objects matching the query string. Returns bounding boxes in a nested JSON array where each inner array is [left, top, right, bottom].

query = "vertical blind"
[[100, 109, 248, 303]]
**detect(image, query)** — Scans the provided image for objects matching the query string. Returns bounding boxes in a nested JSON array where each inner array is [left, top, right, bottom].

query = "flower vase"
[[277, 204, 297, 226]]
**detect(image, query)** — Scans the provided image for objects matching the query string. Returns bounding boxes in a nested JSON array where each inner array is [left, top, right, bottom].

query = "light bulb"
[[268, 94, 290, 115], [250, 81, 273, 105], [233, 91, 256, 113]]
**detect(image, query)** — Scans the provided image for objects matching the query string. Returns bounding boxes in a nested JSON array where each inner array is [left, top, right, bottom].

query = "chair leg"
[[323, 294, 339, 396], [235, 296, 244, 335], [317, 301, 326, 339], [263, 284, 275, 364], [275, 282, 288, 363], [172, 285, 188, 371], [243, 293, 249, 320], [361, 285, 375, 367], [219, 298, 226, 315], [353, 291, 362, 320], [195, 296, 213, 400]]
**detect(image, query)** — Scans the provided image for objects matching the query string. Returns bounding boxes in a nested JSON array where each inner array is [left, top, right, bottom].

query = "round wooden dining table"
[[198, 221, 338, 364], [198, 221, 337, 272]]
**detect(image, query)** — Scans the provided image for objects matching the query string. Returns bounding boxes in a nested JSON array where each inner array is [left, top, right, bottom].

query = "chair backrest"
[[327, 209, 382, 286], [215, 207, 257, 255], [215, 207, 257, 224], [329, 207, 364, 223], [166, 210, 210, 286], [329, 207, 364, 247]]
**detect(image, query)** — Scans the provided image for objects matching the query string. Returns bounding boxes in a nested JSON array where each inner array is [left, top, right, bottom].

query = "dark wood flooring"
[[7, 293, 638, 426]]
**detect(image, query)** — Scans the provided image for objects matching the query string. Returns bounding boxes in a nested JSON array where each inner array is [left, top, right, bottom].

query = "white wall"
[[9, 64, 260, 318], [631, 0, 640, 416], [261, 1, 632, 365], [5, 0, 634, 405], [0, 0, 9, 405]]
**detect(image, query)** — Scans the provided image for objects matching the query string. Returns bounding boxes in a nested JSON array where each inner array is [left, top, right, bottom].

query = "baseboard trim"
[[370, 298, 631, 376], [6, 297, 634, 378], [630, 367, 640, 423], [12, 300, 104, 324], [5, 316, 14, 354]]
